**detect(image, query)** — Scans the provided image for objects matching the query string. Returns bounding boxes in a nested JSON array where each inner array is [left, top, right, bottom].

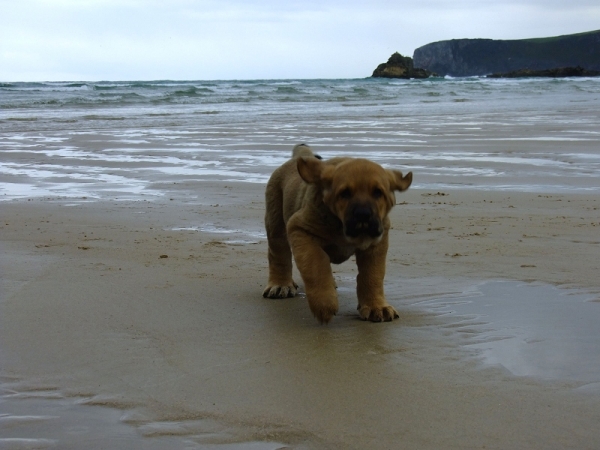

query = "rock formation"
[[413, 30, 600, 77], [372, 52, 436, 79]]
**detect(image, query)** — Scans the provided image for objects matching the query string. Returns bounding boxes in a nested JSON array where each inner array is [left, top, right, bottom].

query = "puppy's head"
[[298, 156, 412, 247]]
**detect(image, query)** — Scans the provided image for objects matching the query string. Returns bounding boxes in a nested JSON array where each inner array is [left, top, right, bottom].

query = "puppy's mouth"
[[343, 205, 383, 240]]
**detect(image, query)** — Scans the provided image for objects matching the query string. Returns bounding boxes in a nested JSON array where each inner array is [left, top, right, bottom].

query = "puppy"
[[263, 144, 412, 323]]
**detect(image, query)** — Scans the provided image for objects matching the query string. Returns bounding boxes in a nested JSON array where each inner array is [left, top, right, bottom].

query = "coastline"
[[2, 184, 599, 448]]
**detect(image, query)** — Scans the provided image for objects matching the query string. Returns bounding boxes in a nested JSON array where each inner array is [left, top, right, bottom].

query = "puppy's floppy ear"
[[387, 170, 412, 192], [297, 156, 322, 183], [297, 156, 334, 185]]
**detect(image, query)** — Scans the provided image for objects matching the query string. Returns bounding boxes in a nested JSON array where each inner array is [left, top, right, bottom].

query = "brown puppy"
[[263, 144, 412, 323]]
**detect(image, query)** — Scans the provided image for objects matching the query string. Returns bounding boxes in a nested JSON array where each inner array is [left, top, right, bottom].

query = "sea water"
[[1, 77, 600, 200]]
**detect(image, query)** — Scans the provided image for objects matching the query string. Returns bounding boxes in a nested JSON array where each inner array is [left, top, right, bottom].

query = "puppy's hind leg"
[[264, 231, 298, 298], [263, 186, 297, 299]]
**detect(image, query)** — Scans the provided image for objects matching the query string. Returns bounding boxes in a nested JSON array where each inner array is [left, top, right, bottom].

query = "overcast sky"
[[1, 0, 599, 81]]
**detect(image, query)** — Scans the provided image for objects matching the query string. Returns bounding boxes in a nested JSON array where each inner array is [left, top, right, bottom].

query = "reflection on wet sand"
[[402, 280, 600, 383]]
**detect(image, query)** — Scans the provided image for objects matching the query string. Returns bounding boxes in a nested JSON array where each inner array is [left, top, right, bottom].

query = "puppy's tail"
[[292, 143, 322, 160]]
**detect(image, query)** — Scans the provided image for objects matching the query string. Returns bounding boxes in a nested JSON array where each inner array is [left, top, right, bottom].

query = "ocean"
[[1, 77, 600, 200]]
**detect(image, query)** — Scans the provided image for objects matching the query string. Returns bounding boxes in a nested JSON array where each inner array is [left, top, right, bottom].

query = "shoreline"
[[2, 186, 600, 448]]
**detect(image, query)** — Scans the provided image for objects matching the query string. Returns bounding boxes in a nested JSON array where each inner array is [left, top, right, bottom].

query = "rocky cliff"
[[413, 30, 600, 77]]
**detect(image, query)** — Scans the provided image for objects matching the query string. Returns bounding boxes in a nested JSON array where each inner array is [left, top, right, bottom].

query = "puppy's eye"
[[372, 187, 384, 199], [339, 188, 352, 199]]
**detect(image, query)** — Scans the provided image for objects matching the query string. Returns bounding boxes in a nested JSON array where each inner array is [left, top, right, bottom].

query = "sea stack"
[[371, 52, 436, 79]]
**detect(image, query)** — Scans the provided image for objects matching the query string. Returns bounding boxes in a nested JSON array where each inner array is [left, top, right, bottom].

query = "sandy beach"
[[1, 181, 599, 449]]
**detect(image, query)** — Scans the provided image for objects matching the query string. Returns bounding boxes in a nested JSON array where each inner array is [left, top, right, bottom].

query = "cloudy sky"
[[1, 0, 599, 81]]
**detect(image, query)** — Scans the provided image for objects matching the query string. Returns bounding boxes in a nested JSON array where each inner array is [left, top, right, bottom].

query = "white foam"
[[171, 223, 266, 239], [0, 438, 57, 449]]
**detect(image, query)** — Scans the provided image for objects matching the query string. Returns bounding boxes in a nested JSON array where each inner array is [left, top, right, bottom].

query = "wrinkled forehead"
[[333, 159, 388, 186]]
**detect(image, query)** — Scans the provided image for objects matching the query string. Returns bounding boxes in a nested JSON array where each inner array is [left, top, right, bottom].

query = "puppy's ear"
[[387, 170, 412, 192], [297, 156, 322, 183]]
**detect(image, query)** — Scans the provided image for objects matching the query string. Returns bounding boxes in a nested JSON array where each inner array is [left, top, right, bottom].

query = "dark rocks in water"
[[488, 66, 600, 78], [413, 29, 600, 77], [372, 52, 437, 79]]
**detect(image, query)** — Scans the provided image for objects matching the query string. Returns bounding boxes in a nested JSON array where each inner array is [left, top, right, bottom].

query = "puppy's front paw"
[[308, 296, 339, 324], [263, 282, 298, 299], [358, 304, 399, 322], [310, 303, 338, 324]]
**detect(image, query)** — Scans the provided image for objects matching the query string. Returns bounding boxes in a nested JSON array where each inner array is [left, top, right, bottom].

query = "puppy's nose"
[[345, 204, 382, 239], [353, 206, 372, 222]]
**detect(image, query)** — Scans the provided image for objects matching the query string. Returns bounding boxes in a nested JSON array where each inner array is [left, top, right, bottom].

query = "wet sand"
[[1, 184, 600, 449]]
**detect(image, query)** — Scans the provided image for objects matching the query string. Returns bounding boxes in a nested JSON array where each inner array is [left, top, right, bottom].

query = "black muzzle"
[[344, 204, 382, 238]]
